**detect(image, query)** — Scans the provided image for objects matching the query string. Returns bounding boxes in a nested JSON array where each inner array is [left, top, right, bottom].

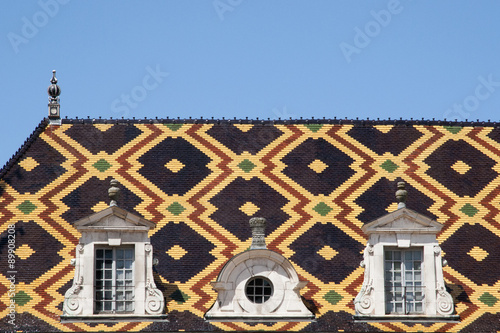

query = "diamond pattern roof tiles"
[[2, 120, 500, 332]]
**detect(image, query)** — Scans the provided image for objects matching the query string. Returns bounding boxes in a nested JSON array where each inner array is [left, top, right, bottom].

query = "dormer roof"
[[74, 205, 155, 232], [362, 207, 443, 235]]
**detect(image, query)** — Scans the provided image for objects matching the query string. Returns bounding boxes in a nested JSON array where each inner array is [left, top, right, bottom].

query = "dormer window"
[[61, 180, 166, 323], [354, 182, 459, 322], [205, 217, 314, 322]]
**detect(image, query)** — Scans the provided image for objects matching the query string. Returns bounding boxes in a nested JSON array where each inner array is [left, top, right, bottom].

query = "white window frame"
[[94, 246, 135, 314], [384, 248, 424, 315]]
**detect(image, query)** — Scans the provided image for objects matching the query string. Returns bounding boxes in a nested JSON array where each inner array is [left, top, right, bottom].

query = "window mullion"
[[112, 249, 116, 313]]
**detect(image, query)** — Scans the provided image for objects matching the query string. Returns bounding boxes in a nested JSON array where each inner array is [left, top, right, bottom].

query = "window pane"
[[116, 302, 124, 311], [415, 303, 423, 312], [126, 302, 134, 311], [95, 302, 103, 312], [125, 249, 134, 259], [125, 260, 133, 269], [116, 250, 124, 259], [385, 248, 424, 315]]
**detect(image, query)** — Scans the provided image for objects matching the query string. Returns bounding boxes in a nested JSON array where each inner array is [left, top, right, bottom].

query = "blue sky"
[[1, 1, 500, 167]]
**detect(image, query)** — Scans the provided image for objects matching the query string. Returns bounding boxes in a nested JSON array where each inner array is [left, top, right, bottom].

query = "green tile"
[[17, 200, 36, 215], [165, 124, 183, 131], [93, 158, 111, 172], [313, 202, 333, 216], [305, 124, 323, 133], [479, 292, 498, 307], [170, 289, 190, 304], [238, 159, 256, 173], [14, 291, 32, 306], [381, 159, 399, 173], [324, 290, 342, 305], [167, 202, 186, 216], [460, 203, 478, 217], [444, 126, 462, 134]]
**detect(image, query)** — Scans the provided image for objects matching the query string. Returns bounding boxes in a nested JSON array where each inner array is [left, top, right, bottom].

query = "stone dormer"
[[354, 182, 459, 322], [205, 217, 314, 322], [61, 180, 166, 322]]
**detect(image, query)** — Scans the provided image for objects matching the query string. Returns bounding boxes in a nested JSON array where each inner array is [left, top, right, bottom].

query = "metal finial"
[[51, 70, 58, 84], [396, 182, 407, 209], [109, 179, 120, 206], [48, 70, 61, 101], [47, 70, 61, 123], [249, 217, 267, 250]]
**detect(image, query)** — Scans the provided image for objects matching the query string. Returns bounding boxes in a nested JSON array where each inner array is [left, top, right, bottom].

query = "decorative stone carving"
[[436, 282, 454, 315], [145, 278, 165, 315], [63, 256, 83, 316], [249, 217, 267, 249], [354, 244, 374, 315], [108, 179, 120, 207], [395, 181, 407, 209]]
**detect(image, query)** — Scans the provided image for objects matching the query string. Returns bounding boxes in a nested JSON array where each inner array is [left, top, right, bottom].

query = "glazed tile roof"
[[1, 118, 500, 332]]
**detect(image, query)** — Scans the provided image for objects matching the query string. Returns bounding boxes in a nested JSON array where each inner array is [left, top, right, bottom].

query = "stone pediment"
[[362, 208, 442, 235], [74, 206, 154, 232]]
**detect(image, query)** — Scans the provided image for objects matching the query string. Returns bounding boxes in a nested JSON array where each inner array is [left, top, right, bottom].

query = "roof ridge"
[[0, 118, 49, 179], [60, 117, 499, 127]]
